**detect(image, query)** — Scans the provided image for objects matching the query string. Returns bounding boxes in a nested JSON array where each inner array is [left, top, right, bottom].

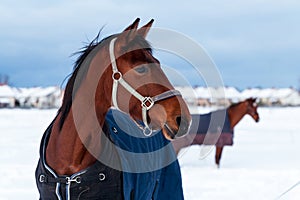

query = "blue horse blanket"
[[105, 109, 184, 200], [189, 109, 234, 146]]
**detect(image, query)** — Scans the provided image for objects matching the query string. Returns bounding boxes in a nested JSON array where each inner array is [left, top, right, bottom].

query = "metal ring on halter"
[[112, 71, 122, 81], [143, 126, 152, 137]]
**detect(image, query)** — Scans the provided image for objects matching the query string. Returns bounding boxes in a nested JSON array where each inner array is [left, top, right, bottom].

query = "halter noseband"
[[109, 38, 181, 136]]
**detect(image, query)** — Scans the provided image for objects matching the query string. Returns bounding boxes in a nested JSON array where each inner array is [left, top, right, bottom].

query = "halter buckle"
[[142, 97, 154, 110]]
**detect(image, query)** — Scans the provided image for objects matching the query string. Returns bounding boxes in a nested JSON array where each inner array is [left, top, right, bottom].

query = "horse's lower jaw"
[[162, 120, 191, 140], [163, 123, 176, 140]]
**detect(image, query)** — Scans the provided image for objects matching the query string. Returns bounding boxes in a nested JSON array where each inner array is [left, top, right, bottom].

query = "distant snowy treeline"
[[0, 84, 299, 108], [176, 86, 300, 107]]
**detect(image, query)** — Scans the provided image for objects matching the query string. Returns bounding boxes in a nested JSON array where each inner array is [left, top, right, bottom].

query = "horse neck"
[[46, 51, 113, 175], [227, 102, 248, 129]]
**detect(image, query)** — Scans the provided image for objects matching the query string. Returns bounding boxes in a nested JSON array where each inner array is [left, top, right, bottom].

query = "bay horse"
[[35, 18, 191, 199], [172, 98, 259, 167]]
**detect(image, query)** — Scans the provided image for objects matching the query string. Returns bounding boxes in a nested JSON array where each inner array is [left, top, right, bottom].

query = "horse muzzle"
[[163, 116, 191, 140]]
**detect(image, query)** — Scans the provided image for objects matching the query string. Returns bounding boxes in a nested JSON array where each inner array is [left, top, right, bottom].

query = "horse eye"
[[135, 66, 148, 74]]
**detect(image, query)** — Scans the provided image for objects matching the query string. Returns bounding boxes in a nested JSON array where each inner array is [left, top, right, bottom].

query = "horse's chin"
[[147, 112, 191, 140], [146, 123, 174, 140], [162, 123, 177, 141]]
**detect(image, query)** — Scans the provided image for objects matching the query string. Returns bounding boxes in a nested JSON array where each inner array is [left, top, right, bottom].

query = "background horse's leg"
[[215, 146, 224, 168]]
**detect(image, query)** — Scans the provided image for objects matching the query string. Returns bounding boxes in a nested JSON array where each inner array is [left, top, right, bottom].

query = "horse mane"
[[228, 98, 254, 110], [228, 102, 240, 109], [58, 33, 152, 130], [58, 33, 111, 130]]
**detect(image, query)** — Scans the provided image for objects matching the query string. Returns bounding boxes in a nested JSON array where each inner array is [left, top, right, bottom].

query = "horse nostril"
[[176, 116, 181, 127], [175, 116, 190, 138]]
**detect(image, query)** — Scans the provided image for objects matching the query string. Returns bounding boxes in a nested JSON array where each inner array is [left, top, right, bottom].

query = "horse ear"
[[116, 18, 140, 50], [248, 97, 254, 102], [253, 98, 258, 105], [137, 19, 154, 38], [123, 18, 140, 33]]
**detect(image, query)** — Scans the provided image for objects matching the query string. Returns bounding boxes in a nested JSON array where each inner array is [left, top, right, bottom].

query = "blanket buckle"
[[66, 176, 81, 184]]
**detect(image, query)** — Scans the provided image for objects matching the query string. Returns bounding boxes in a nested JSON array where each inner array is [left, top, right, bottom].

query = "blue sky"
[[1, 0, 300, 89]]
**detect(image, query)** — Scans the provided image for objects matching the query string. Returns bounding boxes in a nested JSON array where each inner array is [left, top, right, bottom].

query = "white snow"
[[0, 85, 16, 97], [0, 109, 57, 200], [0, 107, 300, 199], [179, 107, 300, 200]]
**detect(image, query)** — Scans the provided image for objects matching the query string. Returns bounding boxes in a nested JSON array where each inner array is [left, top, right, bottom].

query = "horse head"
[[246, 98, 260, 122], [92, 18, 191, 140]]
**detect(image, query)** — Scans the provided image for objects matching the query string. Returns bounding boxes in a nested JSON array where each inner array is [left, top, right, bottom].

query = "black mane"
[[58, 33, 152, 130], [229, 102, 240, 109], [229, 98, 253, 110]]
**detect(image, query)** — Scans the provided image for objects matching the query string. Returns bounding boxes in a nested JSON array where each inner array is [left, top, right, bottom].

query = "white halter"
[[109, 38, 181, 136]]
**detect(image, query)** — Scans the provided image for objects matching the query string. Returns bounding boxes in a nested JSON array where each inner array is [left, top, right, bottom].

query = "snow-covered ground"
[[179, 107, 300, 200], [0, 107, 300, 199]]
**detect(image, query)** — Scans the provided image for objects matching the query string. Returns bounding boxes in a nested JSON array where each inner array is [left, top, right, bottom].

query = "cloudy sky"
[[1, 0, 300, 89]]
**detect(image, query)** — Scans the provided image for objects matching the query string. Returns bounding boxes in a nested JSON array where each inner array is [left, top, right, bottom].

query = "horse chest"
[[35, 122, 123, 200]]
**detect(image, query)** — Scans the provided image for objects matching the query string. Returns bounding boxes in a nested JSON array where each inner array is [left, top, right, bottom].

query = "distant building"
[[17, 86, 63, 108], [0, 84, 17, 108]]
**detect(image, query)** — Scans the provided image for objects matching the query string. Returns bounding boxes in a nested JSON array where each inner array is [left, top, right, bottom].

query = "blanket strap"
[[38, 174, 76, 184], [38, 172, 106, 185]]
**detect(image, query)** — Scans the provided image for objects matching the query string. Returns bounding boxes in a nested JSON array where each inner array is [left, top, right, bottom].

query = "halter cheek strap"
[[109, 38, 181, 136]]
